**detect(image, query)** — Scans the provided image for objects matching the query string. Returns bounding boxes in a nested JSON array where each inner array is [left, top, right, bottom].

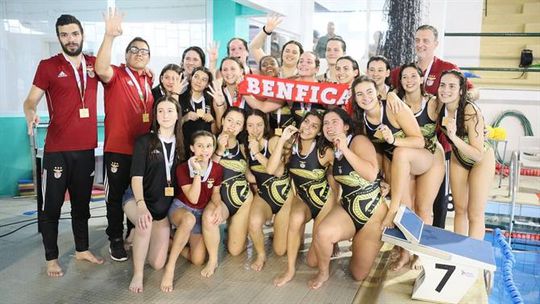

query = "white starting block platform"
[[382, 206, 496, 304]]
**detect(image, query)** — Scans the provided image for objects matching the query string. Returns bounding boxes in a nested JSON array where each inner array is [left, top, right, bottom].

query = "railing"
[[445, 32, 539, 74], [445, 32, 540, 37]]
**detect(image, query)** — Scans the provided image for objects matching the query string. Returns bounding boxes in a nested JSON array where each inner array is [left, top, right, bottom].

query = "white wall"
[[432, 0, 483, 68], [0, 0, 208, 115]]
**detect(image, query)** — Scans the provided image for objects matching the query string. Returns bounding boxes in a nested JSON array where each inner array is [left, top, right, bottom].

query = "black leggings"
[[104, 152, 132, 241], [432, 152, 451, 229], [40, 150, 94, 261]]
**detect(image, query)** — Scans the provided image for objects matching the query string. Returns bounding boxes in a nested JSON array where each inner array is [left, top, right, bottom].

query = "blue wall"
[[0, 116, 104, 197], [0, 116, 33, 197]]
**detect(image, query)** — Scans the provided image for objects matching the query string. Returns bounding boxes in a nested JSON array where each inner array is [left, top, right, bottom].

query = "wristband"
[[214, 151, 223, 157], [263, 25, 272, 35]]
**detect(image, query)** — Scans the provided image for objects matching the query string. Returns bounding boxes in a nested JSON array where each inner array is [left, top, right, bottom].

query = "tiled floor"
[[0, 198, 361, 304]]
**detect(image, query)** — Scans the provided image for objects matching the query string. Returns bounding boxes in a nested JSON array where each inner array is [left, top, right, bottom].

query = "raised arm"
[[181, 157, 203, 204], [341, 135, 379, 182], [384, 92, 424, 149], [446, 104, 486, 162], [266, 125, 296, 175], [249, 15, 282, 64], [244, 95, 284, 113], [95, 8, 124, 83]]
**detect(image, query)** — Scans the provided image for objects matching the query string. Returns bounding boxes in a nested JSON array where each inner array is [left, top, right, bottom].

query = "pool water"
[[485, 232, 540, 304]]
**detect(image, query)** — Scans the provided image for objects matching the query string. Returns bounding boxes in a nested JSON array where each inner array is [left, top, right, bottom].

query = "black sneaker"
[[109, 238, 128, 262]]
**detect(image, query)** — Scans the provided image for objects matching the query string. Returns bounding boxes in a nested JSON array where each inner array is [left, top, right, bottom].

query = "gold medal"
[[164, 187, 174, 197], [196, 108, 205, 118], [143, 113, 150, 123], [442, 116, 452, 127], [274, 128, 283, 136], [79, 108, 89, 118], [374, 128, 384, 139]]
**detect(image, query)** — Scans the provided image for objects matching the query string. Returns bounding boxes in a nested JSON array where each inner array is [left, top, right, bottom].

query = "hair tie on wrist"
[[263, 26, 272, 35]]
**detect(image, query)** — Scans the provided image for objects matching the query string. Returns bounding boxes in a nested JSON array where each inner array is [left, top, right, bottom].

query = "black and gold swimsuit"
[[411, 96, 438, 154], [438, 102, 491, 170], [288, 141, 331, 218], [248, 140, 291, 214], [364, 100, 404, 160], [333, 137, 383, 231], [269, 104, 295, 130], [219, 143, 251, 216]]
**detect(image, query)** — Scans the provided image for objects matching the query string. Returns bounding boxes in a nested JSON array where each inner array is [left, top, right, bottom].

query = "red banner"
[[238, 74, 350, 105]]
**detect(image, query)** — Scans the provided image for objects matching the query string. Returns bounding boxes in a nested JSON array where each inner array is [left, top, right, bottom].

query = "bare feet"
[[75, 250, 104, 265], [389, 246, 401, 262], [129, 273, 144, 293], [410, 255, 423, 270], [308, 270, 329, 289], [390, 250, 411, 271], [160, 267, 175, 292], [250, 254, 266, 272], [273, 269, 295, 287], [200, 261, 218, 278], [46, 260, 64, 277]]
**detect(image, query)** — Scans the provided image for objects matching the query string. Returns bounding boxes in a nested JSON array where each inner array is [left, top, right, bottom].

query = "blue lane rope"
[[493, 228, 524, 304]]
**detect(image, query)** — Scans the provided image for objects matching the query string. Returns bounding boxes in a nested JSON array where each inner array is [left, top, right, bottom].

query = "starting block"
[[382, 206, 496, 304]]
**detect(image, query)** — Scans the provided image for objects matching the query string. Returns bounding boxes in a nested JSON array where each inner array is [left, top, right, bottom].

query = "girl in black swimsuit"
[[245, 109, 292, 272], [266, 110, 335, 287], [309, 108, 388, 289], [201, 106, 254, 278]]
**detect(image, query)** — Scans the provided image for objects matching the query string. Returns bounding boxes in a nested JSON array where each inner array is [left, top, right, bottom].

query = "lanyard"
[[190, 95, 206, 111], [276, 107, 282, 126], [188, 159, 214, 182], [224, 86, 245, 108], [160, 137, 176, 185], [293, 140, 315, 159], [412, 97, 428, 118], [62, 53, 87, 107], [422, 59, 434, 86], [125, 67, 150, 113], [250, 139, 267, 160], [444, 105, 457, 121], [363, 101, 384, 131]]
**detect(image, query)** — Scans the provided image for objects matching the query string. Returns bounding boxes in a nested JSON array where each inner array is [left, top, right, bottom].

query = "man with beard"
[[23, 14, 104, 277], [95, 8, 155, 262]]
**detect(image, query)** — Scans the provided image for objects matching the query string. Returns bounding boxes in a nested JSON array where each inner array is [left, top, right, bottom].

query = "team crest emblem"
[[111, 162, 119, 173], [207, 178, 214, 189], [426, 75, 436, 87], [53, 166, 63, 179], [87, 66, 95, 78]]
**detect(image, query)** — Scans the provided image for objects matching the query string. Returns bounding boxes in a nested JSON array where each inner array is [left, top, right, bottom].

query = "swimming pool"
[[485, 230, 540, 304]]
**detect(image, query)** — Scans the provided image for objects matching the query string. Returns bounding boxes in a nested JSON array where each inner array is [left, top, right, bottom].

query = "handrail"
[[445, 32, 540, 37], [460, 67, 540, 72], [508, 151, 520, 246]]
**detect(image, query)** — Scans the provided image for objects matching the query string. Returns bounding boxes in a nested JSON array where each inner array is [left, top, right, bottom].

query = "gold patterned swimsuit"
[[288, 142, 330, 218], [248, 140, 291, 214], [411, 97, 438, 154], [219, 143, 251, 216], [333, 138, 383, 231]]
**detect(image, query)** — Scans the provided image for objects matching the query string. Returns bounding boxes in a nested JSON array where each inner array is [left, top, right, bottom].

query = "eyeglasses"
[[128, 46, 150, 56]]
